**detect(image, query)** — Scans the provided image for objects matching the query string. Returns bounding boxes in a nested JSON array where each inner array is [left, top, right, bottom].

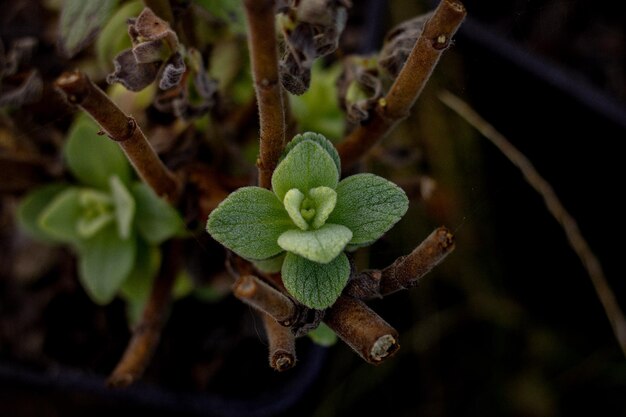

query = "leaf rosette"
[[206, 132, 408, 309]]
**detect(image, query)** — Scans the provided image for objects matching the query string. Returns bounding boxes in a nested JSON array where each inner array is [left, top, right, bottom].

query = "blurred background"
[[1, 0, 625, 416]]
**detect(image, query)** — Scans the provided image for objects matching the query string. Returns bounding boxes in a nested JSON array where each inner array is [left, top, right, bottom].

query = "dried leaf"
[[132, 39, 166, 63], [379, 12, 432, 78], [132, 7, 178, 49], [158, 51, 186, 90], [337, 56, 383, 123], [0, 70, 43, 107], [107, 48, 161, 91]]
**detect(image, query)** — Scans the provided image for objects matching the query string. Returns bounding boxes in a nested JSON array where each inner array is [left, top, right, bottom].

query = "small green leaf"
[[65, 116, 131, 190], [17, 184, 68, 243], [308, 323, 338, 347], [194, 0, 246, 34], [110, 176, 135, 239], [277, 224, 352, 264], [78, 224, 136, 304], [38, 188, 83, 244], [284, 188, 309, 230], [281, 132, 341, 174], [76, 189, 115, 238], [207, 187, 292, 260], [282, 252, 350, 309], [328, 173, 409, 245], [132, 183, 184, 245], [308, 186, 337, 229], [59, 0, 118, 58], [272, 140, 339, 201]]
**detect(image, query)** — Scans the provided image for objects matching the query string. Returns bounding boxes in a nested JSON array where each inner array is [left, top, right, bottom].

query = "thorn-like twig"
[[107, 241, 181, 387], [325, 296, 400, 364], [55, 71, 181, 202], [337, 0, 466, 170], [438, 89, 626, 358], [233, 275, 299, 326], [262, 313, 297, 371], [243, 0, 286, 189], [347, 227, 455, 299]]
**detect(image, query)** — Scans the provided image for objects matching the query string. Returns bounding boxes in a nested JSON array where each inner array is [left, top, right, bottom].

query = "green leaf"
[[207, 187, 292, 260], [65, 116, 131, 190], [272, 140, 339, 201], [110, 176, 135, 239], [17, 184, 68, 243], [59, 0, 118, 58], [277, 224, 352, 264], [308, 186, 337, 229], [76, 189, 114, 238], [308, 323, 338, 347], [120, 239, 161, 302], [283, 188, 308, 230], [38, 187, 83, 244], [281, 252, 350, 309], [280, 132, 341, 174], [327, 173, 409, 245], [132, 183, 184, 245], [78, 224, 136, 304]]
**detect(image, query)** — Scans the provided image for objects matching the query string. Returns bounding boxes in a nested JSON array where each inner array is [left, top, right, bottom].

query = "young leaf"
[[64, 116, 131, 189], [277, 223, 352, 264], [206, 187, 293, 260], [132, 183, 184, 245], [58, 0, 118, 58], [110, 176, 136, 239], [38, 188, 83, 244], [327, 173, 409, 245], [281, 132, 340, 174], [281, 252, 350, 309], [120, 239, 161, 302], [78, 224, 136, 305], [308, 186, 337, 229], [17, 184, 68, 243], [272, 140, 339, 201]]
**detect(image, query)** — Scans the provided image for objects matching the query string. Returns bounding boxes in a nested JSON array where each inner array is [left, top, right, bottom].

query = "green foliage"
[[18, 116, 184, 306], [308, 322, 338, 347], [58, 0, 118, 58], [206, 132, 408, 309], [194, 0, 246, 34]]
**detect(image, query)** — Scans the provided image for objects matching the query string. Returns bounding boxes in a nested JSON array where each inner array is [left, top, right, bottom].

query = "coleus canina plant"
[[18, 116, 184, 306], [206, 132, 408, 309]]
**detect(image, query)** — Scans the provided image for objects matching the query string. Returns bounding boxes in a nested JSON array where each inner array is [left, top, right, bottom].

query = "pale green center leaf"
[[281, 252, 350, 309], [308, 186, 337, 229], [277, 223, 352, 264], [271, 140, 339, 201], [284, 188, 309, 230], [109, 175, 136, 239], [207, 186, 292, 260], [77, 212, 115, 238], [327, 173, 409, 245]]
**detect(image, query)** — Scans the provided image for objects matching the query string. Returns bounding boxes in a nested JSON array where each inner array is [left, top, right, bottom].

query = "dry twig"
[[337, 0, 466, 170], [55, 71, 181, 202], [233, 275, 298, 326], [347, 227, 455, 299], [439, 89, 626, 358], [262, 313, 297, 371], [243, 0, 286, 189], [107, 241, 181, 387]]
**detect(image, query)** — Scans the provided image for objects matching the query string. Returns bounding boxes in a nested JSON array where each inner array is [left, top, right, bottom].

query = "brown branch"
[[55, 71, 181, 202], [233, 275, 298, 326], [337, 0, 466, 170], [243, 0, 286, 188], [262, 313, 296, 371], [107, 241, 181, 387], [438, 90, 626, 358], [347, 227, 455, 299], [325, 296, 400, 364]]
